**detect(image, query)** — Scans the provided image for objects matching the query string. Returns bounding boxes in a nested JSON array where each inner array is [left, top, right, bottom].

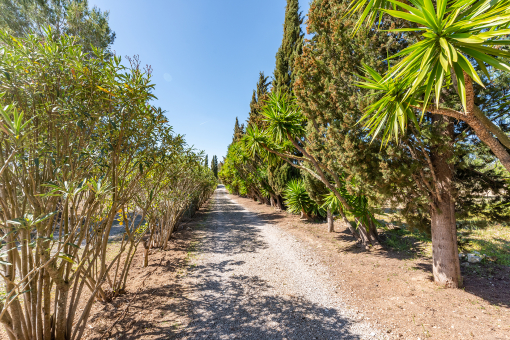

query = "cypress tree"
[[272, 0, 304, 94], [248, 72, 271, 128], [294, 0, 510, 287], [211, 155, 218, 178], [271, 0, 306, 208], [204, 155, 209, 168], [233, 117, 244, 142]]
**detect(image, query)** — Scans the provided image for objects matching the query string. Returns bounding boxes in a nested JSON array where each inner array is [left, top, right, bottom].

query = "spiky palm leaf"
[[357, 63, 421, 144], [382, 0, 510, 111], [283, 179, 314, 215], [261, 91, 306, 143], [353, 0, 510, 143], [321, 191, 345, 214]]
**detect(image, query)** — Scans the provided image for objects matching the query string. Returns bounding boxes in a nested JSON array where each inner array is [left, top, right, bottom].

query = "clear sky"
[[88, 0, 310, 161]]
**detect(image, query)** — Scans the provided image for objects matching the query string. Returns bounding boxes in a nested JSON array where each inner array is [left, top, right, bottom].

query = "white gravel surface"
[[177, 186, 384, 340]]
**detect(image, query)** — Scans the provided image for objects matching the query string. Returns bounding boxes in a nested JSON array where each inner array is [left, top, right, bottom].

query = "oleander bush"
[[0, 30, 216, 340]]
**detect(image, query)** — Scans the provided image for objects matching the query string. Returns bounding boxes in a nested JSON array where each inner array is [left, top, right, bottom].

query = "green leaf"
[[33, 211, 57, 225], [384, 28, 426, 32], [58, 253, 75, 264], [450, 33, 485, 44], [66, 242, 80, 249], [439, 52, 449, 72], [453, 62, 467, 112], [380, 9, 430, 26], [440, 38, 452, 65], [458, 46, 510, 72], [456, 53, 484, 86], [475, 58, 491, 79], [434, 67, 445, 107]]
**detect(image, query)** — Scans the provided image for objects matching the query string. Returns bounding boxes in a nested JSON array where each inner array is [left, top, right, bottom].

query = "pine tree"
[[272, 0, 304, 94], [0, 0, 116, 52]]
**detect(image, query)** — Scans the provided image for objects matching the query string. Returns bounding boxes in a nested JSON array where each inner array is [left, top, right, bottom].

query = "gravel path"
[[178, 186, 383, 340]]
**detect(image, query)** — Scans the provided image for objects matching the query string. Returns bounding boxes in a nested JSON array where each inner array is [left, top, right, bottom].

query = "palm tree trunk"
[[429, 115, 462, 288], [300, 210, 311, 220], [276, 196, 284, 210], [327, 209, 334, 232]]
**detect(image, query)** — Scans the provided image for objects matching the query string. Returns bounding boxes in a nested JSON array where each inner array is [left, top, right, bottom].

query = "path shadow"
[[96, 186, 366, 339], [174, 186, 364, 339], [173, 259, 363, 339], [224, 186, 510, 310]]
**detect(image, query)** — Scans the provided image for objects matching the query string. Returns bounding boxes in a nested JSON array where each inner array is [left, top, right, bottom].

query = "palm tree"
[[352, 0, 510, 171], [284, 180, 315, 220], [243, 92, 381, 247]]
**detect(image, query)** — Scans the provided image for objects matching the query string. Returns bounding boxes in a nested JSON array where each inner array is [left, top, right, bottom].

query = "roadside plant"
[[283, 180, 318, 220], [351, 0, 510, 173], [0, 30, 216, 340], [243, 92, 381, 246]]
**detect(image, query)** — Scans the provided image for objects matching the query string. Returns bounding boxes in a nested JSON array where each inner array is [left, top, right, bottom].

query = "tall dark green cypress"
[[204, 155, 209, 168], [211, 155, 219, 178], [233, 117, 244, 142], [248, 72, 271, 127], [273, 0, 304, 94]]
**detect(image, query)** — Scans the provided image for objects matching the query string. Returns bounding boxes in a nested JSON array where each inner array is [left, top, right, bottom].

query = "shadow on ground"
[[173, 186, 363, 339]]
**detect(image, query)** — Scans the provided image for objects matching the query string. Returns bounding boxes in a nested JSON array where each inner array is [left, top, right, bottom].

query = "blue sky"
[[89, 0, 311, 161]]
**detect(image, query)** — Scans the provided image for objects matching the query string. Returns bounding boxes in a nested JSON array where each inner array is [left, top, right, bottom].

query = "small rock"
[[468, 254, 482, 263], [461, 262, 470, 267]]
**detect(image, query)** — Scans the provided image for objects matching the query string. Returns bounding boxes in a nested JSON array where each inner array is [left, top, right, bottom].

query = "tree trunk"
[[276, 196, 284, 210], [460, 73, 510, 172], [430, 196, 462, 288], [355, 219, 372, 248], [467, 111, 510, 173], [143, 244, 149, 268], [300, 210, 311, 220], [338, 208, 361, 242], [327, 209, 334, 233], [430, 115, 462, 288]]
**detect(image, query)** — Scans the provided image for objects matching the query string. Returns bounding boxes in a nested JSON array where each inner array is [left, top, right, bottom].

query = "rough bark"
[[429, 115, 462, 288], [270, 196, 275, 207], [413, 72, 510, 174], [300, 211, 312, 221], [327, 209, 334, 233], [338, 209, 360, 241], [276, 196, 284, 210], [430, 195, 462, 288]]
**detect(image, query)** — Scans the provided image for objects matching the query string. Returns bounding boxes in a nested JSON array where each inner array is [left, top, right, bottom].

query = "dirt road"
[[177, 186, 381, 340]]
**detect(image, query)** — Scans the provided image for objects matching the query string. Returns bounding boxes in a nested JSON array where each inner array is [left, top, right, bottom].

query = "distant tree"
[[204, 154, 209, 168], [233, 117, 244, 143], [268, 162, 299, 210], [0, 0, 115, 52], [249, 72, 271, 127], [272, 0, 304, 94], [211, 155, 218, 179]]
